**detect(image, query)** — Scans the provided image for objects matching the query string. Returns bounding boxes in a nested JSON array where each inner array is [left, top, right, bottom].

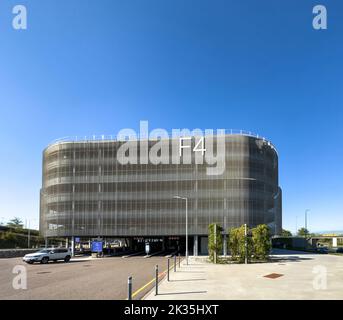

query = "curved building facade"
[[40, 133, 282, 253]]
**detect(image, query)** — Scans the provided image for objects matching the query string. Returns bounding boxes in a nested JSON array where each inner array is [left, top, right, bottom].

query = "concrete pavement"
[[145, 249, 343, 300], [0, 255, 168, 300]]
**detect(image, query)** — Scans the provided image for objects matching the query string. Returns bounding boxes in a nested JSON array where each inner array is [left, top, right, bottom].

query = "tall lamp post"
[[26, 218, 37, 249], [305, 209, 310, 237], [173, 196, 188, 265]]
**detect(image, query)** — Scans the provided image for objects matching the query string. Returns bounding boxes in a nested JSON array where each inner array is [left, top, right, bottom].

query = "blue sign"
[[75, 237, 80, 243], [91, 241, 103, 252]]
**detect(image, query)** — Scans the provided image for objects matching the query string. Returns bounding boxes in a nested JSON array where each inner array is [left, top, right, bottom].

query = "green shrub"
[[252, 224, 271, 260], [228, 225, 253, 263], [208, 223, 223, 263], [0, 231, 45, 249]]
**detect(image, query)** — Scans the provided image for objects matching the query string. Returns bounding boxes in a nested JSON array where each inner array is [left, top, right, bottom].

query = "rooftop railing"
[[47, 129, 278, 153]]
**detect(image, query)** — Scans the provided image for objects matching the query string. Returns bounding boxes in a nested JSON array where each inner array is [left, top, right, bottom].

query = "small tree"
[[208, 223, 223, 263], [228, 225, 253, 263], [298, 227, 309, 237], [252, 224, 271, 260], [6, 217, 24, 229], [281, 229, 292, 237], [228, 227, 240, 260]]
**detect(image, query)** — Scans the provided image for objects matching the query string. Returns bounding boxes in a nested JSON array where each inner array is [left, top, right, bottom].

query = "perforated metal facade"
[[40, 134, 282, 238]]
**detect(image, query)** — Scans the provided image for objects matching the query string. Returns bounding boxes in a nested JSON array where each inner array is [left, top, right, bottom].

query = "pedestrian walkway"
[[144, 250, 343, 300]]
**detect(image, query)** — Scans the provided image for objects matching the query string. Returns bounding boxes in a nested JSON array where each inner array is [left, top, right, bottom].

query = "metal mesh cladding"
[[40, 134, 282, 237]]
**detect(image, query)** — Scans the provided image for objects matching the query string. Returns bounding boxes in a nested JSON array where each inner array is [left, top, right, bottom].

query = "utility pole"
[[305, 209, 310, 237], [27, 219, 36, 248], [28, 220, 31, 248]]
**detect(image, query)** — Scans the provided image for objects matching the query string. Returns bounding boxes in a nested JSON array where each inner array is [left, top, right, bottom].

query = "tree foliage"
[[281, 229, 292, 237], [228, 227, 240, 259], [227, 224, 271, 263], [208, 223, 223, 262], [228, 225, 253, 263], [297, 227, 310, 237], [6, 217, 24, 229], [0, 232, 44, 249], [252, 224, 271, 260]]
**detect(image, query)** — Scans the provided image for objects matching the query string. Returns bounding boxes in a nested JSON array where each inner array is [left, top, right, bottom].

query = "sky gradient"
[[0, 0, 342, 232]]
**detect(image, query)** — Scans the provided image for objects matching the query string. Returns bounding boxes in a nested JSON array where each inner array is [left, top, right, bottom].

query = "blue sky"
[[0, 0, 342, 232]]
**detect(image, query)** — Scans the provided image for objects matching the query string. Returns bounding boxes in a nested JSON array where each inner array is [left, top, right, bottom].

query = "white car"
[[23, 248, 72, 264]]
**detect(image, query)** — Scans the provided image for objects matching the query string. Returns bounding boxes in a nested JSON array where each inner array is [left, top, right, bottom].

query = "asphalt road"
[[0, 254, 169, 300]]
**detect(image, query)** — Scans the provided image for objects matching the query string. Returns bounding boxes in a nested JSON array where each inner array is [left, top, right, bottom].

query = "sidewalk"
[[144, 251, 343, 300]]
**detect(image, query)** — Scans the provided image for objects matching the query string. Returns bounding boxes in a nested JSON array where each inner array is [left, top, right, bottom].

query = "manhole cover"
[[36, 271, 51, 274], [264, 273, 284, 279]]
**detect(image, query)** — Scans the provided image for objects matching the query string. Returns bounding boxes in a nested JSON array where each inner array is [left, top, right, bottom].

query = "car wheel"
[[41, 257, 49, 264], [64, 255, 71, 263]]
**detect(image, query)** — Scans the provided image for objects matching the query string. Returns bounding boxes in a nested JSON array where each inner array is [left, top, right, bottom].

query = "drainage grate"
[[264, 273, 284, 279]]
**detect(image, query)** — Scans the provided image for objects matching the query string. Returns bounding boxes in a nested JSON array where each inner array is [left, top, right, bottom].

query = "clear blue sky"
[[0, 0, 342, 232]]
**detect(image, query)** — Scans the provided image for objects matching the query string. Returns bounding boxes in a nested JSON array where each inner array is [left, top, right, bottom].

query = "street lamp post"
[[26, 219, 37, 249], [305, 209, 310, 237], [173, 196, 188, 265]]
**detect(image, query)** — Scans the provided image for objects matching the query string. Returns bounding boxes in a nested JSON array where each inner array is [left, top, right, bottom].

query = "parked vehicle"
[[316, 246, 329, 254], [23, 248, 71, 264], [330, 247, 343, 253]]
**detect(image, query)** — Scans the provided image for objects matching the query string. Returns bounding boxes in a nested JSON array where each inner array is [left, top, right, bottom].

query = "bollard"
[[127, 276, 132, 300], [167, 258, 170, 281], [174, 255, 176, 272], [178, 253, 180, 268], [155, 265, 158, 295]]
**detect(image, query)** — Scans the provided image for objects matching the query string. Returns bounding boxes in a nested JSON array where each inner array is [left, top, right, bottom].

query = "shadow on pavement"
[[157, 290, 207, 296], [170, 278, 206, 282], [270, 256, 313, 263], [271, 249, 313, 255]]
